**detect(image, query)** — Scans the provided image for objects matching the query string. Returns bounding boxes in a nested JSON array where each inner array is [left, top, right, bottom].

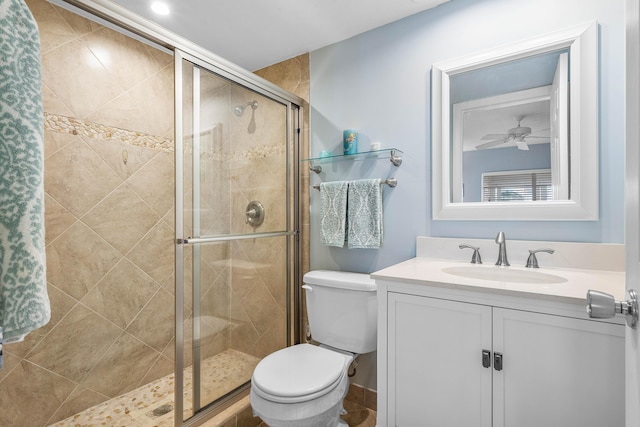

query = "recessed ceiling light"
[[150, 2, 170, 15]]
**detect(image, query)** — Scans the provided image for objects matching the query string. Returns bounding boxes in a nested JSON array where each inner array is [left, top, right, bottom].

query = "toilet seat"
[[251, 344, 351, 404]]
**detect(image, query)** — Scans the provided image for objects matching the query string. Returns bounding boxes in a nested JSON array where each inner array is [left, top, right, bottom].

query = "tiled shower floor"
[[48, 349, 260, 427]]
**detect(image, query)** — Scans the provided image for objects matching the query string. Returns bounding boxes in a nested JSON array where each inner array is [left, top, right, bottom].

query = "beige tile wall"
[[0, 1, 310, 426], [255, 53, 311, 344], [0, 1, 175, 425]]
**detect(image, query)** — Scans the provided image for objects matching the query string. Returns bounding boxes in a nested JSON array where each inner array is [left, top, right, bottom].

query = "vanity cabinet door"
[[387, 292, 492, 427], [492, 308, 625, 427]]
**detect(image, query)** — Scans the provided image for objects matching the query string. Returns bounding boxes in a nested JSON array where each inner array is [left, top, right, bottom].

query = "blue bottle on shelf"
[[343, 129, 358, 155]]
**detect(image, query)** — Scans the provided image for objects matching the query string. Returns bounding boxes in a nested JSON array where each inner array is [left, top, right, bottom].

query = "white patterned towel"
[[320, 181, 349, 247], [0, 0, 50, 345], [347, 179, 383, 249]]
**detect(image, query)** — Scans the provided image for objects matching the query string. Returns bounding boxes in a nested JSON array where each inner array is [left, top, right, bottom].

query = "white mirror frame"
[[431, 21, 598, 221]]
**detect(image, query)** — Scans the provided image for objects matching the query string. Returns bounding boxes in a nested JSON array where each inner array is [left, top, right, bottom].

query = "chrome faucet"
[[495, 231, 510, 266]]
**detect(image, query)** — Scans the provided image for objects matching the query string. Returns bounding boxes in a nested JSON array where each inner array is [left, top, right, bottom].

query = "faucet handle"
[[526, 248, 555, 268], [459, 245, 482, 264]]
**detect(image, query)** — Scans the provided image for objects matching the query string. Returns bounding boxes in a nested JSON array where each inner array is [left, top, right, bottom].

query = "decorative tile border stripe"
[[44, 113, 287, 161], [191, 144, 287, 162], [44, 112, 175, 152], [237, 143, 286, 160]]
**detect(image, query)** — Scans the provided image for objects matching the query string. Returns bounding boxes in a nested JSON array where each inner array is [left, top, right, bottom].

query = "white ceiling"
[[109, 0, 450, 71]]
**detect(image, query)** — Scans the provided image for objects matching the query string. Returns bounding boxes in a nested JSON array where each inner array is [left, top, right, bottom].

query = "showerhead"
[[233, 100, 258, 117]]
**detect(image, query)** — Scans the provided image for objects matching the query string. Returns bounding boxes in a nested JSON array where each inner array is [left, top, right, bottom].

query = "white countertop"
[[372, 257, 626, 305]]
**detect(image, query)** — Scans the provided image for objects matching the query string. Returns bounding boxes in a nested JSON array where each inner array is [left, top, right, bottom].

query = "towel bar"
[[313, 178, 397, 190]]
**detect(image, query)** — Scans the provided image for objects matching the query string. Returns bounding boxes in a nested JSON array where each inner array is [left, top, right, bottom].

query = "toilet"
[[250, 270, 377, 427]]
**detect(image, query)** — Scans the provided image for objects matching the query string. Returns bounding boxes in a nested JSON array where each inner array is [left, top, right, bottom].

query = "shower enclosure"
[[0, 1, 302, 425], [174, 50, 301, 424]]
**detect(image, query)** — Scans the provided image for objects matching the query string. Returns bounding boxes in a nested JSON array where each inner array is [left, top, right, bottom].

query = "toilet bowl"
[[250, 270, 377, 427], [250, 344, 353, 427]]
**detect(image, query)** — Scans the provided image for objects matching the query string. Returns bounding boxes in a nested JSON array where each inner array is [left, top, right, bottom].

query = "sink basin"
[[442, 266, 567, 284]]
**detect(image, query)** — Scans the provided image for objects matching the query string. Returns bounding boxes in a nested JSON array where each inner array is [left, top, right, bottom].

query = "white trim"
[[624, 0, 640, 424], [432, 21, 598, 221]]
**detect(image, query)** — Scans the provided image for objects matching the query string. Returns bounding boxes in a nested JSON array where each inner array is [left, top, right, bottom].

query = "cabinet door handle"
[[482, 350, 491, 368], [494, 352, 503, 371]]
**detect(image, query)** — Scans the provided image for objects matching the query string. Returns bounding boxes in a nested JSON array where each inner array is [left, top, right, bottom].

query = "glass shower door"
[[175, 50, 298, 424]]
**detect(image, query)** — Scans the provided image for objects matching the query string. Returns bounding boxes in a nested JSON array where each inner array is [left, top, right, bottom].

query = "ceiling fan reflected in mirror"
[[475, 115, 550, 151]]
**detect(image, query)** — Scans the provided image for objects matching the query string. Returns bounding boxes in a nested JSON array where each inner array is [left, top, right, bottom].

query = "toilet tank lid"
[[303, 270, 376, 291]]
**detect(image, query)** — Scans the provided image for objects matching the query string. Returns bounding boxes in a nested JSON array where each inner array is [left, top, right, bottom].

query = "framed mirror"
[[431, 21, 598, 220]]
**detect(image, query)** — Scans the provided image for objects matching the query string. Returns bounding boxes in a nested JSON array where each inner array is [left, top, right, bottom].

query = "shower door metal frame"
[[175, 49, 301, 426]]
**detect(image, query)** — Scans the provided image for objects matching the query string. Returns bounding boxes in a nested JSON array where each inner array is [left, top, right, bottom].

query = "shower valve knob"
[[245, 201, 265, 226]]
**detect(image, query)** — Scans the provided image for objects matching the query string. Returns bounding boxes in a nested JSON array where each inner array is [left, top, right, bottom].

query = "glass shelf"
[[302, 148, 403, 173]]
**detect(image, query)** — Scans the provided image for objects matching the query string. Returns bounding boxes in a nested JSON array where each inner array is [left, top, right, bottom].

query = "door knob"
[[586, 289, 638, 328]]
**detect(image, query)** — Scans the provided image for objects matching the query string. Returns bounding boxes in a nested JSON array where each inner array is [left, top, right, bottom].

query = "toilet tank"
[[303, 270, 377, 354]]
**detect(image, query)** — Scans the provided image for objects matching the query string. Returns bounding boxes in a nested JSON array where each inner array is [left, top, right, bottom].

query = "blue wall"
[[309, 0, 625, 273], [462, 143, 552, 202]]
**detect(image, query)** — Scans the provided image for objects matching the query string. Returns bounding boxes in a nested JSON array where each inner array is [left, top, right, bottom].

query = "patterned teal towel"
[[347, 179, 383, 249], [0, 0, 50, 344], [320, 181, 348, 247]]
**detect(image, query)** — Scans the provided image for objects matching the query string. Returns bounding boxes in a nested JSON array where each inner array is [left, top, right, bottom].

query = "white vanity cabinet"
[[379, 284, 625, 427], [388, 292, 493, 426]]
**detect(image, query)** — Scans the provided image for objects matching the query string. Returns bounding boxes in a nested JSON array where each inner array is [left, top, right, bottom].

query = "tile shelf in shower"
[[302, 148, 403, 173]]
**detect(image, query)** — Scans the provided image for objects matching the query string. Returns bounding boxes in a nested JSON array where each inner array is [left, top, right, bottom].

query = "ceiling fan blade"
[[531, 128, 551, 133], [480, 133, 508, 141], [475, 139, 505, 150]]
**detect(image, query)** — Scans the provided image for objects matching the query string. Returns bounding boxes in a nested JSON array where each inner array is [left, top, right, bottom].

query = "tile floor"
[[254, 402, 377, 427], [198, 395, 377, 427], [340, 400, 377, 427], [48, 347, 377, 427], [48, 349, 260, 427]]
